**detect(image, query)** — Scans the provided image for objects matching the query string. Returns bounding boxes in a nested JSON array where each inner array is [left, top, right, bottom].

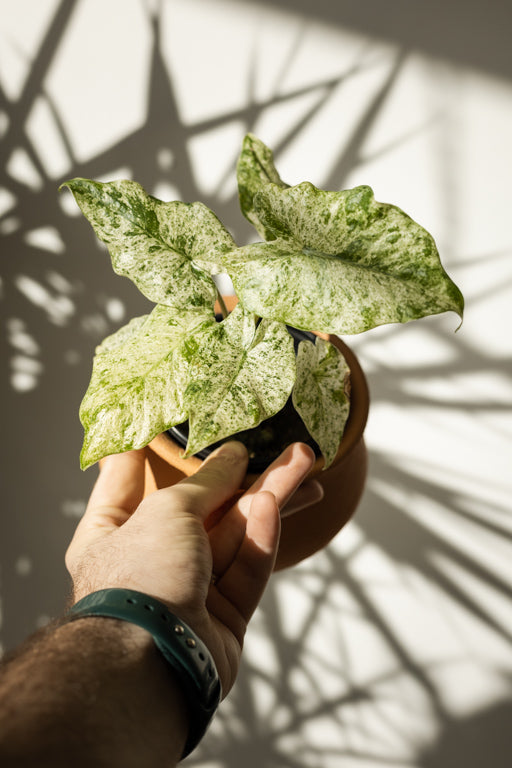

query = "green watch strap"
[[65, 588, 221, 759]]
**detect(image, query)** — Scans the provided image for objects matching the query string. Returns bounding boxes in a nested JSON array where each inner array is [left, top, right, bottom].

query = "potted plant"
[[61, 134, 464, 568]]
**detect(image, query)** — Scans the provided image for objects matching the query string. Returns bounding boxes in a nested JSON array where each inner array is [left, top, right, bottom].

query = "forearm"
[[0, 618, 189, 767]]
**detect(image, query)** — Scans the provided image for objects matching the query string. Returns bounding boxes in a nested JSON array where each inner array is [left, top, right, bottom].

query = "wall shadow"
[[238, 0, 512, 82], [1, 1, 511, 766]]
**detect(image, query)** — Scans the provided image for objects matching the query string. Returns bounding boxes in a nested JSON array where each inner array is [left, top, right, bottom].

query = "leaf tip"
[[58, 177, 91, 197], [80, 435, 102, 470], [450, 281, 465, 331], [79, 451, 94, 471]]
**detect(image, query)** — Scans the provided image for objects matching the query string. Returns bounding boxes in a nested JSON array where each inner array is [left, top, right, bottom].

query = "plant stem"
[[217, 291, 229, 319]]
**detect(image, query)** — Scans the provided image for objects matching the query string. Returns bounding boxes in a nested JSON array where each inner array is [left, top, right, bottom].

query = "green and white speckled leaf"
[[237, 133, 289, 240], [183, 303, 296, 456], [61, 178, 236, 309], [224, 182, 464, 334], [292, 338, 350, 468], [79, 304, 216, 469]]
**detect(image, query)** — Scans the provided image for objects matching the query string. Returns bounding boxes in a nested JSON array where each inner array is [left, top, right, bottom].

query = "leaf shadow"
[[1, 2, 511, 766]]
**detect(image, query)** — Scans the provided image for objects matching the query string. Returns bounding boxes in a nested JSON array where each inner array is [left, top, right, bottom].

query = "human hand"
[[65, 441, 318, 695]]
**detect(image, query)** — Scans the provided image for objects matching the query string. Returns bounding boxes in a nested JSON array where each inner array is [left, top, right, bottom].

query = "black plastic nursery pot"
[[143, 297, 369, 570]]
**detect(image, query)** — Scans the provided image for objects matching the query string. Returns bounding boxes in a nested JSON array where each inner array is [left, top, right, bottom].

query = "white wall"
[[1, 1, 511, 765]]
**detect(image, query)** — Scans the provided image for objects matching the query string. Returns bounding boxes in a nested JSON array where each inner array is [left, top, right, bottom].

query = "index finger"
[[143, 440, 249, 523], [207, 443, 315, 577]]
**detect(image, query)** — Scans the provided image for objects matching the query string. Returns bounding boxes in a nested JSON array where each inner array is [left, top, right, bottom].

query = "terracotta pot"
[[143, 298, 369, 570]]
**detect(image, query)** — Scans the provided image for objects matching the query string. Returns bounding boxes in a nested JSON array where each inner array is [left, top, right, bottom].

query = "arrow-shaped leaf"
[[61, 178, 235, 309], [224, 182, 464, 334], [237, 133, 289, 240], [183, 303, 296, 456], [292, 338, 350, 468], [79, 304, 216, 469]]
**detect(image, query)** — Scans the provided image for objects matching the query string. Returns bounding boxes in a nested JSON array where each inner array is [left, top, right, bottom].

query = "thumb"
[[87, 450, 146, 518], [68, 450, 146, 556]]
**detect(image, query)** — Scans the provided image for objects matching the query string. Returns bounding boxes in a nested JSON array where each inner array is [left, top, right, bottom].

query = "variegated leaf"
[[79, 304, 216, 469], [224, 182, 464, 334], [237, 133, 289, 240], [292, 338, 350, 468], [61, 178, 236, 309], [183, 303, 296, 456]]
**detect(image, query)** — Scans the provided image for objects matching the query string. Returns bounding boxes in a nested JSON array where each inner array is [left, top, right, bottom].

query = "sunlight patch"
[[156, 147, 174, 170], [0, 216, 20, 235], [103, 297, 125, 323], [151, 181, 181, 202], [6, 147, 43, 190], [15, 556, 33, 577], [61, 499, 87, 518], [0, 187, 16, 217], [15, 274, 75, 325], [7, 318, 40, 356], [187, 121, 246, 197], [24, 226, 65, 254], [25, 95, 71, 179]]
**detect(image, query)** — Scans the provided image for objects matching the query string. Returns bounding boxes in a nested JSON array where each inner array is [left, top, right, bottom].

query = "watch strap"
[[65, 588, 221, 758]]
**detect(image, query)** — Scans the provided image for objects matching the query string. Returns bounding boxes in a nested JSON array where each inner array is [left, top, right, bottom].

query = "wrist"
[[70, 616, 190, 765], [60, 616, 190, 759], [0, 618, 189, 768], [64, 589, 221, 759]]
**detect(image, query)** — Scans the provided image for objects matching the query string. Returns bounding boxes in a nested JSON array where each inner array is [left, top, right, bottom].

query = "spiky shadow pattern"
[[1, 2, 511, 766]]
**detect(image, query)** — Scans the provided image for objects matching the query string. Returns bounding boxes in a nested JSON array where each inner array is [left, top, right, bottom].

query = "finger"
[[280, 479, 324, 518], [81, 450, 146, 530], [66, 450, 146, 567], [207, 491, 280, 643], [208, 442, 315, 577], [88, 450, 145, 514], [145, 441, 248, 523], [238, 442, 316, 517]]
